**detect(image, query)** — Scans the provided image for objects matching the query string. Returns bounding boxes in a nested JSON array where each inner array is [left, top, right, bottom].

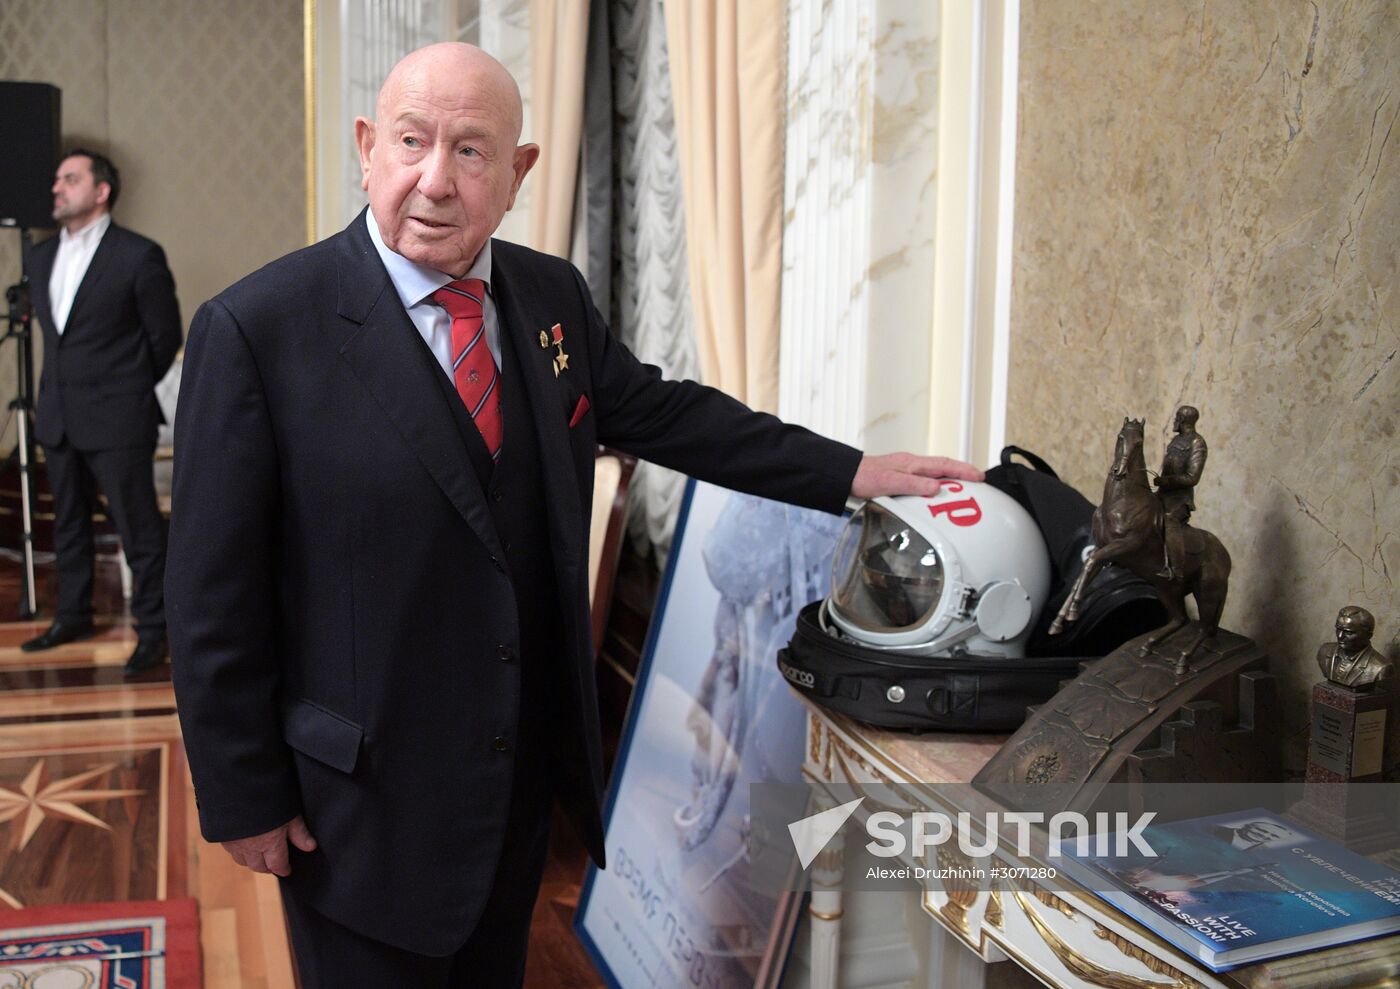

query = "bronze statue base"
[[1289, 784, 1400, 854], [1287, 682, 1399, 853], [973, 624, 1279, 817]]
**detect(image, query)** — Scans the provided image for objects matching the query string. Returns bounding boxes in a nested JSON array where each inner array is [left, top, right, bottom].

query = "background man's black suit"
[[30, 223, 182, 638], [167, 211, 862, 957]]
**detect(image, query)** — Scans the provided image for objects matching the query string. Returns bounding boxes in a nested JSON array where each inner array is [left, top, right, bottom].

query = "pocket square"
[[568, 394, 591, 428]]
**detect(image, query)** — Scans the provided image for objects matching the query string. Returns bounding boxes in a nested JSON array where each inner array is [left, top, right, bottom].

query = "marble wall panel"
[[781, 0, 873, 446], [780, 0, 939, 453], [1008, 1, 1398, 768], [865, 5, 941, 456]]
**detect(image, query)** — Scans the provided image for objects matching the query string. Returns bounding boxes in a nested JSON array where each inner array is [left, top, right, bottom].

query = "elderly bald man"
[[167, 42, 981, 987]]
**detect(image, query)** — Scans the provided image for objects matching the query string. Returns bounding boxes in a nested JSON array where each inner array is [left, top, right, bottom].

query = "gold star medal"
[[548, 323, 569, 378]]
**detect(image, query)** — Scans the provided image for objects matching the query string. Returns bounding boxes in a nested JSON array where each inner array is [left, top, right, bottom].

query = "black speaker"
[[0, 82, 61, 229]]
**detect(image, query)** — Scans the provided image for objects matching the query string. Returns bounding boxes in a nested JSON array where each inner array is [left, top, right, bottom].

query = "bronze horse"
[[1049, 417, 1231, 673]]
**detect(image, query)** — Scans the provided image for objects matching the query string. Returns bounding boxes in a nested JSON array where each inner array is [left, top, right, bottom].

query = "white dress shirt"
[[365, 210, 502, 374], [48, 212, 111, 334]]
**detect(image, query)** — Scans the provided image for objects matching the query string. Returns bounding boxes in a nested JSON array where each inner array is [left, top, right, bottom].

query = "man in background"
[[22, 150, 182, 677], [168, 43, 979, 987]]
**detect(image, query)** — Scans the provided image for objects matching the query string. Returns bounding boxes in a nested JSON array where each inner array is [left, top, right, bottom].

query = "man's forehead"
[[56, 157, 92, 178], [385, 80, 513, 127], [377, 46, 522, 135], [389, 98, 502, 131]]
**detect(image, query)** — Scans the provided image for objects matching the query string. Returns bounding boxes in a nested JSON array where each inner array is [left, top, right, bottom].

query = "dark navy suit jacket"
[[166, 211, 861, 954], [30, 222, 182, 450]]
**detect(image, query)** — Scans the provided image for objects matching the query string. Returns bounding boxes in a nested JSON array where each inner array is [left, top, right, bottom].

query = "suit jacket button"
[[493, 490, 504, 503], [493, 736, 510, 752], [497, 644, 514, 662]]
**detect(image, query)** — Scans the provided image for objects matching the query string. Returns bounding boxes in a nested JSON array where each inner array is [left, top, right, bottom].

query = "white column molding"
[[313, 0, 454, 240], [928, 0, 980, 461], [929, 0, 1020, 465], [780, 0, 941, 455], [981, 0, 1020, 465], [479, 0, 533, 245], [780, 0, 872, 448]]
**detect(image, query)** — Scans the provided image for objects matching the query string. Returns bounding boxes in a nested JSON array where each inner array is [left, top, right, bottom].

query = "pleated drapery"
[[662, 0, 786, 413], [527, 0, 591, 259]]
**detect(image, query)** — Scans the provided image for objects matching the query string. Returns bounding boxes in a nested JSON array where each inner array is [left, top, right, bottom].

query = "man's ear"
[[506, 143, 540, 211], [354, 118, 376, 191], [94, 182, 111, 207]]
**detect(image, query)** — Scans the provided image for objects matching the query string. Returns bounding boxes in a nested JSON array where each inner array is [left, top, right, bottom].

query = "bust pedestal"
[[1290, 681, 1397, 852]]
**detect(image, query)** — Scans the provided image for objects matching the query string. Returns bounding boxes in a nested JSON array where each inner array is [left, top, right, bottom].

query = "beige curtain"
[[528, 0, 590, 258], [663, 0, 785, 412]]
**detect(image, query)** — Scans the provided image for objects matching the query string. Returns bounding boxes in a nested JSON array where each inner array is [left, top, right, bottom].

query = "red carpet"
[[0, 897, 200, 988]]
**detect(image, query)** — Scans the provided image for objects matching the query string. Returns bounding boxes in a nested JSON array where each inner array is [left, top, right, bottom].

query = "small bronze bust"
[[1317, 606, 1393, 691]]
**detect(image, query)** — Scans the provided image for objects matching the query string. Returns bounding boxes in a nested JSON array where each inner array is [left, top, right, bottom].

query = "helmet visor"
[[830, 502, 944, 633]]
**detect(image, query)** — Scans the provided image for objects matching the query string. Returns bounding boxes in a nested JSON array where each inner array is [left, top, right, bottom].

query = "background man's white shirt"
[[49, 213, 111, 334]]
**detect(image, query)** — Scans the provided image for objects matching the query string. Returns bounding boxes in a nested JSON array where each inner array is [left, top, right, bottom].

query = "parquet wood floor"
[[0, 553, 607, 988]]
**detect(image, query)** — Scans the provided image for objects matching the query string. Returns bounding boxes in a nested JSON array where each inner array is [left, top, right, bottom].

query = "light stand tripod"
[[4, 226, 39, 618]]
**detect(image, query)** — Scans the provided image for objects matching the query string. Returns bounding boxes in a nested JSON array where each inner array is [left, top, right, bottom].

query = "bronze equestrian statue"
[[1156, 405, 1207, 525], [1154, 405, 1207, 577], [1048, 417, 1231, 674]]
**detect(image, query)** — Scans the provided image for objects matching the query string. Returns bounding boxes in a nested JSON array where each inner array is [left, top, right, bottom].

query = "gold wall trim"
[[304, 0, 318, 245], [829, 748, 917, 818], [983, 925, 1207, 989], [1010, 888, 1202, 989], [936, 846, 981, 936], [920, 889, 984, 956], [1094, 923, 1207, 988], [818, 712, 965, 814], [985, 884, 1004, 929], [1024, 881, 1077, 921]]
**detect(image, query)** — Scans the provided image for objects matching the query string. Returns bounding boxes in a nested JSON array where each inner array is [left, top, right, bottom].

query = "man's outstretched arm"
[[573, 266, 984, 509], [850, 452, 984, 499]]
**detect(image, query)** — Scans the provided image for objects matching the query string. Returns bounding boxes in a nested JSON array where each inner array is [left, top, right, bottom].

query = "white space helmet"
[[826, 481, 1051, 657]]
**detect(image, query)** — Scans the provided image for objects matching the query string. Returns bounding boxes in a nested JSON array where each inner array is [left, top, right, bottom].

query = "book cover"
[[1062, 808, 1400, 971]]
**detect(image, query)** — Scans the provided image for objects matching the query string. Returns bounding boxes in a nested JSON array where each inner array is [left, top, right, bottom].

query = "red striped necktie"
[[431, 278, 502, 459]]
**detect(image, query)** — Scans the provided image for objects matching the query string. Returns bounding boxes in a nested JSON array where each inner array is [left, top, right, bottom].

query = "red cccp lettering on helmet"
[[927, 481, 982, 527]]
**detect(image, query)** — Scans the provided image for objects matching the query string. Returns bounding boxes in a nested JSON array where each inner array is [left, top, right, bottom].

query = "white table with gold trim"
[[800, 702, 1400, 989]]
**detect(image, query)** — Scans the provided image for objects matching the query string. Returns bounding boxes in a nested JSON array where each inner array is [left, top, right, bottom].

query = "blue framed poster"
[[576, 479, 846, 989]]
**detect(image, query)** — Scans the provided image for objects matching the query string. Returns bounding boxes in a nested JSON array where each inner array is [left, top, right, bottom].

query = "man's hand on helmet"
[[851, 453, 985, 500]]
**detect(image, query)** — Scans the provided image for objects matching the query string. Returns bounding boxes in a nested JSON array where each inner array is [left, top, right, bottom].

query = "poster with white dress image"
[[576, 479, 846, 989]]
